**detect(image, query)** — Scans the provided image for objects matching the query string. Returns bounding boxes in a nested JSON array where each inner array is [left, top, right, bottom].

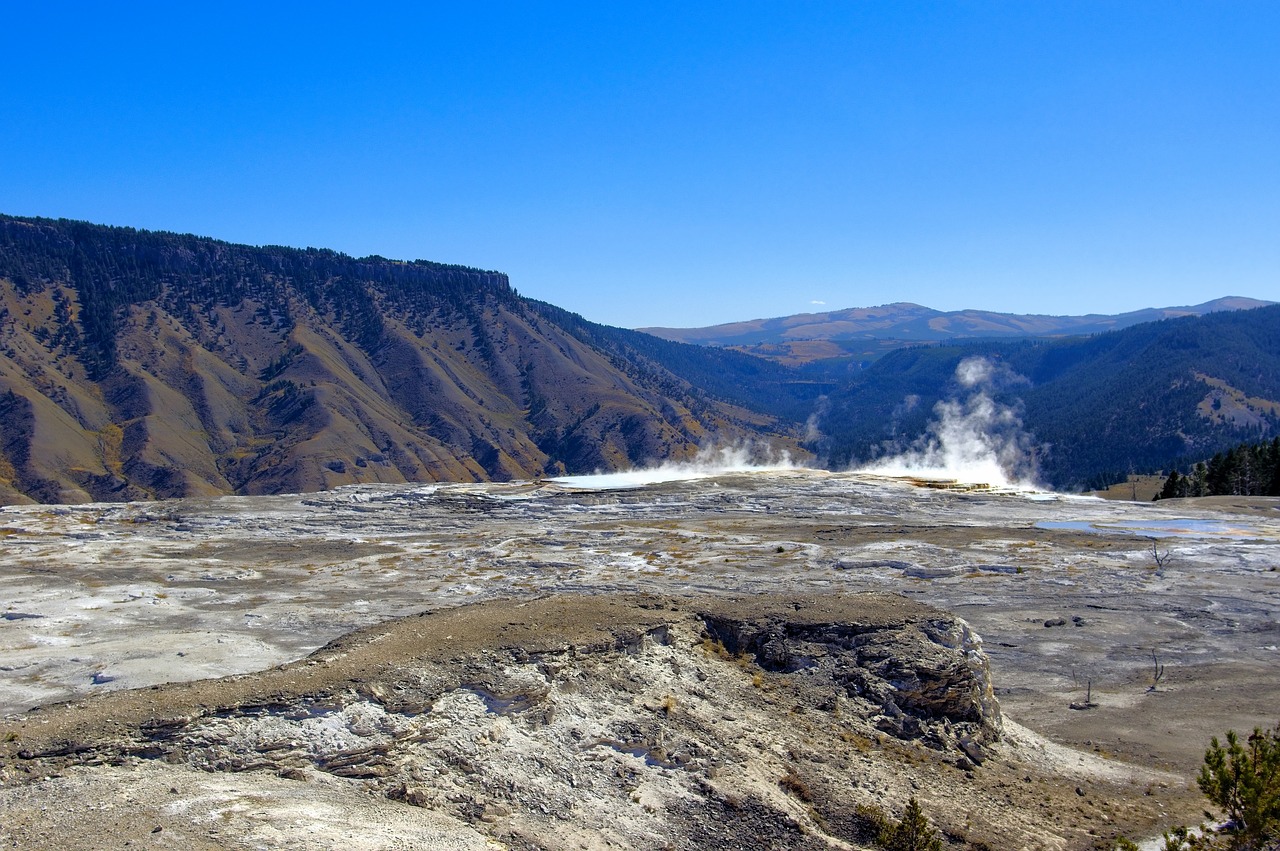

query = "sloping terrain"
[[3, 213, 1276, 502], [0, 592, 1183, 850], [0, 215, 803, 504], [641, 297, 1274, 356], [811, 306, 1280, 489], [3, 470, 1278, 847]]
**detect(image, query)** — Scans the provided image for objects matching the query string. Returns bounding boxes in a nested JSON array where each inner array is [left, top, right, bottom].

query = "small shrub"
[[1197, 723, 1280, 847], [880, 797, 943, 851], [853, 802, 890, 843], [1160, 826, 1203, 849], [779, 770, 812, 802]]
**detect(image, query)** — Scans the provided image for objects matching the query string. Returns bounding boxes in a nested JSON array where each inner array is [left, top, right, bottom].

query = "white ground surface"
[[1, 470, 1277, 778]]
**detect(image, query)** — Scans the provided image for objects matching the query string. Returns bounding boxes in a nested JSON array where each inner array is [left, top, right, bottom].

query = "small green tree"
[[1190, 462, 1210, 497], [1197, 723, 1280, 848], [881, 796, 943, 851]]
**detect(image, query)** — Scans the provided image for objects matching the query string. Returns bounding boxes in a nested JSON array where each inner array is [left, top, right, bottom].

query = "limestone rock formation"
[[0, 593, 1023, 849]]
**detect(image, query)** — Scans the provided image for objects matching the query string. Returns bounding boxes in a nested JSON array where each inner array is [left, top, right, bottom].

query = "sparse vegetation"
[[1069, 676, 1098, 711], [854, 802, 892, 842], [1151, 539, 1175, 570], [1121, 723, 1280, 849], [852, 799, 944, 851], [778, 769, 813, 802], [0, 213, 809, 503], [880, 797, 943, 851]]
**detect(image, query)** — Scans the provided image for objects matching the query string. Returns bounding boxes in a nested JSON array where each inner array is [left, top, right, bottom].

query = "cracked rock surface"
[[1, 470, 1278, 847], [1, 592, 1176, 849]]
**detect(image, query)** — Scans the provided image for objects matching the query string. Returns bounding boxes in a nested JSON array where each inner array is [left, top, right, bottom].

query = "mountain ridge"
[[641, 297, 1275, 365], [3, 212, 1277, 502], [808, 304, 1280, 489], [0, 214, 802, 505]]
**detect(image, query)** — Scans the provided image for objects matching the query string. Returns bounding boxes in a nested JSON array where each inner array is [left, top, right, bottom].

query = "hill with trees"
[[1154, 436, 1280, 499], [807, 306, 1280, 490], [4, 213, 1276, 502], [0, 215, 806, 504]]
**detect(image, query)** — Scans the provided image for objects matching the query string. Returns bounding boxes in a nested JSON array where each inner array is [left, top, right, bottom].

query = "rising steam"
[[859, 356, 1041, 489], [551, 442, 796, 490]]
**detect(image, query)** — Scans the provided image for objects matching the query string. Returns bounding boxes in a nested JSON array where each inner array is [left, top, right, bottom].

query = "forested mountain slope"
[[4, 214, 1273, 502], [643, 298, 1274, 367], [810, 306, 1280, 490], [645, 297, 1273, 348], [0, 215, 802, 504]]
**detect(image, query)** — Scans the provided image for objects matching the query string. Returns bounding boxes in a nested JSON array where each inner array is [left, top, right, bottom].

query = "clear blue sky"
[[3, 2, 1276, 328]]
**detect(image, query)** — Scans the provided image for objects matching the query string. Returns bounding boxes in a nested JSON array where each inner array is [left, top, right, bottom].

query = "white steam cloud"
[[551, 442, 796, 490], [955, 356, 993, 387], [859, 356, 1041, 489]]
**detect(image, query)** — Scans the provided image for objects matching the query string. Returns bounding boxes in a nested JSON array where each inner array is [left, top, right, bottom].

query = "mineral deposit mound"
[[0, 593, 1153, 849]]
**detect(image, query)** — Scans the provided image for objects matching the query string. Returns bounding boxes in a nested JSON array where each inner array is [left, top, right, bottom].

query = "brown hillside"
[[0, 217, 796, 504]]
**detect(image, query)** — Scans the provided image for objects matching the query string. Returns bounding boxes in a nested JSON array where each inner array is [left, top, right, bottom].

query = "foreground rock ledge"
[[0, 592, 1185, 850]]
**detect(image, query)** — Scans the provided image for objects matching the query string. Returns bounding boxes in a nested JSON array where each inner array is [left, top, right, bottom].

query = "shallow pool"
[[1035, 518, 1275, 539]]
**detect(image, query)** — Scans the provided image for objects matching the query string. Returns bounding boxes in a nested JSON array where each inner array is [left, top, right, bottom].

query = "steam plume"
[[859, 356, 1041, 489], [552, 442, 795, 489]]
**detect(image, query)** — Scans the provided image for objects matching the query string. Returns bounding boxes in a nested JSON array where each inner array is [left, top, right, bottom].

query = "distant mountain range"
[[642, 297, 1275, 365], [809, 304, 1280, 489], [1, 212, 1276, 502]]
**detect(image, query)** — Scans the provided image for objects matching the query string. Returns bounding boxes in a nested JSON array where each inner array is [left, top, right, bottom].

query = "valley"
[[3, 215, 1278, 501], [6, 6, 1277, 847], [2, 213, 1278, 848]]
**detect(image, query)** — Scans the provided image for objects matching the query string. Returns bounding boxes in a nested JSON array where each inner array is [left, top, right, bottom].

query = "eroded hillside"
[[0, 593, 1184, 850], [0, 216, 799, 504]]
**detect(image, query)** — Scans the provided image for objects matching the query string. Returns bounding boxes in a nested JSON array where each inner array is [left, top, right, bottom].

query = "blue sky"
[[3, 2, 1276, 328]]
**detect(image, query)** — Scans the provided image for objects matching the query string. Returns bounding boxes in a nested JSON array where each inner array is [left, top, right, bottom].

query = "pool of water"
[[1036, 518, 1275, 539]]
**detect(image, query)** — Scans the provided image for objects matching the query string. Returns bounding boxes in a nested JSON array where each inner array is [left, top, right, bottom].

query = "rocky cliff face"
[[0, 215, 797, 505], [1, 592, 1133, 850], [697, 596, 1002, 754]]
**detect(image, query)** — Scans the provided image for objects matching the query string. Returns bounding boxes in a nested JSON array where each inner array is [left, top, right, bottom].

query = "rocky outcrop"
[[0, 592, 1024, 850], [698, 595, 1002, 759]]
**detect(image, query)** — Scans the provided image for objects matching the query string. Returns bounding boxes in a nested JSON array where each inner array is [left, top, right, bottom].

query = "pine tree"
[[1197, 724, 1280, 847], [881, 797, 943, 851], [1191, 462, 1209, 497], [1156, 470, 1185, 500]]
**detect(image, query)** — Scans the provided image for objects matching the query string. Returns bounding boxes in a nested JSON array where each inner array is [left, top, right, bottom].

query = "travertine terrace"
[[1, 470, 1277, 848]]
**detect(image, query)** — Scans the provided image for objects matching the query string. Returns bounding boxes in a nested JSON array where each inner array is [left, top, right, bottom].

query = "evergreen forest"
[[1155, 437, 1280, 499]]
